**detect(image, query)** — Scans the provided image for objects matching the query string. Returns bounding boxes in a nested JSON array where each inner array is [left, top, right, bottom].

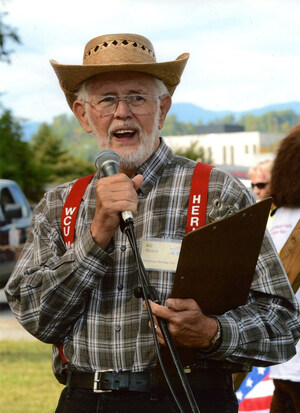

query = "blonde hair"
[[248, 160, 273, 180]]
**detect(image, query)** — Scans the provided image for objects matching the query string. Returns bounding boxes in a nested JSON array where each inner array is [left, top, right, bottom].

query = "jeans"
[[55, 387, 239, 413]]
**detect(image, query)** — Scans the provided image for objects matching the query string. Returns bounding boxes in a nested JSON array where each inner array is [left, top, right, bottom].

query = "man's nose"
[[253, 186, 260, 196], [113, 99, 132, 119]]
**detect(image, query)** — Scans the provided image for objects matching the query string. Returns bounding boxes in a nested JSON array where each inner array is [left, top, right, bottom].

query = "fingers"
[[98, 174, 139, 214], [146, 300, 172, 320], [146, 298, 199, 321], [91, 173, 141, 248], [147, 315, 166, 346], [144, 299, 206, 348], [166, 298, 199, 311], [148, 314, 159, 331], [132, 174, 143, 191]]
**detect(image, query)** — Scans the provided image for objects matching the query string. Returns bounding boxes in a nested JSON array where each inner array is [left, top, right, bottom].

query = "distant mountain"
[[168, 101, 300, 124], [21, 101, 300, 140], [247, 101, 300, 117], [168, 103, 232, 124]]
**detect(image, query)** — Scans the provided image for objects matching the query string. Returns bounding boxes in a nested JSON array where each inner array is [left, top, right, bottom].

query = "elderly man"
[[5, 34, 300, 413]]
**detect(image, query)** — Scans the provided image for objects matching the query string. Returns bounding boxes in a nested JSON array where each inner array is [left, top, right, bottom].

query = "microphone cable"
[[123, 221, 200, 413], [95, 150, 200, 412]]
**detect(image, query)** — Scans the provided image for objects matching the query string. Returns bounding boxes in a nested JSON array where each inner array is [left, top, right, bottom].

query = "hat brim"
[[50, 53, 189, 110]]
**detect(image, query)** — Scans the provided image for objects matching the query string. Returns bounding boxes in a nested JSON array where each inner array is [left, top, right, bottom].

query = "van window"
[[1, 188, 15, 209]]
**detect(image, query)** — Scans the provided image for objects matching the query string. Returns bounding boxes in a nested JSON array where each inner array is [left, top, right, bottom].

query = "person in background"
[[4, 33, 300, 413], [248, 160, 273, 201], [268, 125, 300, 413]]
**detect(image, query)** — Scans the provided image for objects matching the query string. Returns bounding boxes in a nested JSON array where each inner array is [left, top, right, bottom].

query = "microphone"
[[95, 150, 134, 224]]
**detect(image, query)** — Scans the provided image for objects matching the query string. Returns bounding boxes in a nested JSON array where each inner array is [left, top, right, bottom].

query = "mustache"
[[108, 121, 142, 139]]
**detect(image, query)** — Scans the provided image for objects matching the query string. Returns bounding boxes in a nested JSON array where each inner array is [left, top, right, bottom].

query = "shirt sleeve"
[[199, 168, 300, 367], [4, 187, 114, 344]]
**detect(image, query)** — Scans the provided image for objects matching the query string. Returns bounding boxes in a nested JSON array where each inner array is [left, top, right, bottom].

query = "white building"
[[164, 131, 283, 167]]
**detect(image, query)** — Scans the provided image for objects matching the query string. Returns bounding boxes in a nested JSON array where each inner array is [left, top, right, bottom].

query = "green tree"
[[174, 141, 212, 163], [162, 114, 196, 136], [0, 109, 45, 201], [238, 110, 300, 133], [31, 124, 67, 181], [209, 114, 235, 125], [31, 123, 95, 184], [0, 7, 21, 63], [51, 114, 98, 162], [0, 4, 47, 202]]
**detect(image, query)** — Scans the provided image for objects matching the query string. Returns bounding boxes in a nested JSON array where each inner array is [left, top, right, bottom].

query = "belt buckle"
[[93, 369, 113, 393]]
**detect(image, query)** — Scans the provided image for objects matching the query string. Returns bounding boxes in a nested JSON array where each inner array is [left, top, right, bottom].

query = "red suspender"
[[186, 162, 214, 233], [61, 174, 94, 249], [61, 163, 213, 248], [59, 173, 94, 363], [58, 163, 213, 363]]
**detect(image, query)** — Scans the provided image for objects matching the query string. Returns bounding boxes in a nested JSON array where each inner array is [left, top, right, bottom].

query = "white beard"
[[88, 109, 161, 171]]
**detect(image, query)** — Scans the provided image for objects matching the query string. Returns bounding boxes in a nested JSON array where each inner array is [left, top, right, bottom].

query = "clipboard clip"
[[208, 197, 238, 223]]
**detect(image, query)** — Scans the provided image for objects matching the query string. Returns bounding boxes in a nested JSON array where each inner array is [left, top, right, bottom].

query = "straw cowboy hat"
[[50, 33, 190, 110]]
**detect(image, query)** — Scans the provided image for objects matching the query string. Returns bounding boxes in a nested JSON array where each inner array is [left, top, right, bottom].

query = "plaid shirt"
[[5, 140, 300, 382]]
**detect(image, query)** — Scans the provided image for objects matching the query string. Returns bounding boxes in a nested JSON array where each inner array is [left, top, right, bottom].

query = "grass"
[[0, 340, 64, 413]]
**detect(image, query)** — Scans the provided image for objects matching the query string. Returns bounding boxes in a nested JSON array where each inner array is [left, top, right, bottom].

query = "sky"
[[1, 0, 300, 123]]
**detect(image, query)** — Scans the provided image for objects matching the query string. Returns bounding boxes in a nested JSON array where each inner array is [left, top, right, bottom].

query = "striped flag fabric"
[[236, 367, 274, 413]]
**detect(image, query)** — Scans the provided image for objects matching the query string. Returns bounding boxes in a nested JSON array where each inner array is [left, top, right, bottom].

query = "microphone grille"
[[95, 150, 120, 170]]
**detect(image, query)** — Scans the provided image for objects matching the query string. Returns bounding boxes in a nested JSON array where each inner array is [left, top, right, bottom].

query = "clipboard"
[[155, 197, 272, 379], [170, 197, 272, 314]]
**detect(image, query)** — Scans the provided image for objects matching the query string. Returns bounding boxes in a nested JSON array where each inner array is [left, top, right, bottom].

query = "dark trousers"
[[55, 386, 238, 413], [270, 379, 300, 413]]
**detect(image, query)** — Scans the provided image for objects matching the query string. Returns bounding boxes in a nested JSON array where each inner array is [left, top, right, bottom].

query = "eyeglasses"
[[84, 94, 160, 117], [251, 182, 269, 190]]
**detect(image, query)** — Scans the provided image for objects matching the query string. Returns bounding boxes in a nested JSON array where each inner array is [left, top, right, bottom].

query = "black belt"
[[66, 368, 233, 393]]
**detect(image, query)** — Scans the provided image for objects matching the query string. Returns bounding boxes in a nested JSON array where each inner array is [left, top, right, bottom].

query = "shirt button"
[[115, 325, 121, 332], [120, 245, 126, 251], [117, 284, 123, 291]]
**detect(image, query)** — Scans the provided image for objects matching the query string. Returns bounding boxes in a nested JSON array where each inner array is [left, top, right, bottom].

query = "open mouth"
[[114, 129, 136, 139]]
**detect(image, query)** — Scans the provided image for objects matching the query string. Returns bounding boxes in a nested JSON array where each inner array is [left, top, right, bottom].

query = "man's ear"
[[73, 100, 92, 133], [158, 94, 172, 130]]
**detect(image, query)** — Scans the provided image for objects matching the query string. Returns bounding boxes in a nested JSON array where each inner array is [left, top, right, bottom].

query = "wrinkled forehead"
[[85, 71, 157, 96]]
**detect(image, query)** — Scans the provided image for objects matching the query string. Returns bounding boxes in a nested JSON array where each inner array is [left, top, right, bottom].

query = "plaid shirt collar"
[[136, 138, 174, 196]]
